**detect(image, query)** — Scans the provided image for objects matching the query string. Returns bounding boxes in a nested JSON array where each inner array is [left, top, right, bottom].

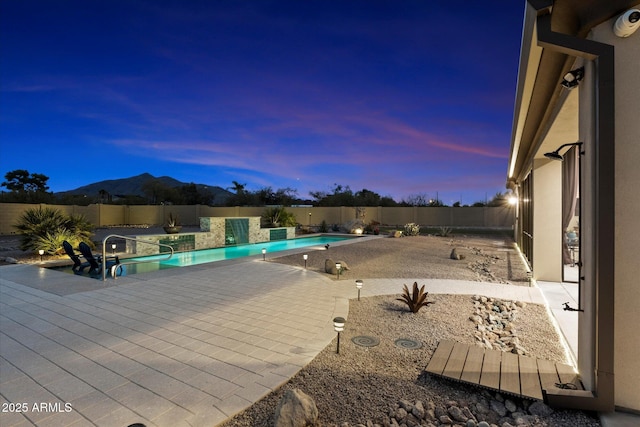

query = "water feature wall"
[[127, 217, 294, 255]]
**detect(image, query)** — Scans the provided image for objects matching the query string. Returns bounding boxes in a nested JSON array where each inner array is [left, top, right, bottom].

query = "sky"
[[0, 0, 525, 205]]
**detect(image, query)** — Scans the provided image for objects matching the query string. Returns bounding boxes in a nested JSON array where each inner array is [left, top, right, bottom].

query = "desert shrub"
[[14, 207, 94, 253], [319, 220, 329, 233], [403, 222, 421, 236], [397, 282, 434, 313], [262, 207, 297, 227], [364, 220, 380, 234], [439, 226, 452, 237]]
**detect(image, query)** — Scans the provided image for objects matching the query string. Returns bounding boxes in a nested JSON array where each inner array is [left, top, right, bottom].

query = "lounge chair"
[[63, 241, 91, 273], [78, 242, 120, 275]]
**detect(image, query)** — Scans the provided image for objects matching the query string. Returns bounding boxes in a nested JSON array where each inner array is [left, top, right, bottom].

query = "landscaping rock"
[[450, 248, 466, 260], [273, 389, 318, 427], [527, 401, 553, 418], [324, 259, 349, 275]]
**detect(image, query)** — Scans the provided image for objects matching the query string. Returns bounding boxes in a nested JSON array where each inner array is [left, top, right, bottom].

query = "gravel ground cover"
[[218, 234, 599, 427]]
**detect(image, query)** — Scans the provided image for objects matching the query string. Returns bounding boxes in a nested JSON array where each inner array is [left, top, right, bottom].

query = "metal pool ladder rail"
[[101, 234, 175, 281]]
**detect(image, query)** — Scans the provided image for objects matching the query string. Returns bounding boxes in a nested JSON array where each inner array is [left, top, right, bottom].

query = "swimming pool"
[[58, 235, 356, 276]]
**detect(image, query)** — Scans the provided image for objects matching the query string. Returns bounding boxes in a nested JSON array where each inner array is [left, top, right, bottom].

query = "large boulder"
[[341, 219, 365, 234], [324, 259, 349, 275], [273, 388, 318, 427]]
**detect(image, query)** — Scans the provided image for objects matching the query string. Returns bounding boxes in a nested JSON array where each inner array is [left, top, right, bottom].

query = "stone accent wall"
[[126, 217, 296, 255]]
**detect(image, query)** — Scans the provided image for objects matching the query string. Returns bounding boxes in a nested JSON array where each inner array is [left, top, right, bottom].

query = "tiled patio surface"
[[2, 256, 547, 427]]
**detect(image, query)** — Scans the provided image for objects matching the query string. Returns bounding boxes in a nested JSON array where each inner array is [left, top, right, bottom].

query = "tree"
[[400, 193, 429, 206], [226, 181, 252, 206], [310, 184, 355, 206], [1, 169, 51, 202]]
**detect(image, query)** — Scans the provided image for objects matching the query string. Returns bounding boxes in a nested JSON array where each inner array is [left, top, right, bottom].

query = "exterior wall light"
[[508, 197, 518, 205], [561, 67, 584, 89], [333, 316, 345, 354], [544, 142, 583, 161], [355, 279, 363, 301]]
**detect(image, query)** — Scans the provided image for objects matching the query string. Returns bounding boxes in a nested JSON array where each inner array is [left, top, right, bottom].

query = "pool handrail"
[[101, 234, 175, 281]]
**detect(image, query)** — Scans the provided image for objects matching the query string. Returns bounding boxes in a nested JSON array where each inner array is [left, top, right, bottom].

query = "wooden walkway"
[[425, 341, 583, 400]]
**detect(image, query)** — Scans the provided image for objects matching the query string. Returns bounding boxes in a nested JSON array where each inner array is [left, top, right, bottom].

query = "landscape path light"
[[111, 243, 117, 254], [335, 262, 341, 280], [303, 253, 308, 269], [333, 316, 345, 354], [262, 248, 266, 261], [355, 279, 363, 301], [38, 249, 44, 262]]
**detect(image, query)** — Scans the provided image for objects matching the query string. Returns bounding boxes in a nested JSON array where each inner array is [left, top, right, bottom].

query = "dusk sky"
[[1, 1, 525, 205]]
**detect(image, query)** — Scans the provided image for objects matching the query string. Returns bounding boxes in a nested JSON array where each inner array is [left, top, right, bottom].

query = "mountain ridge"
[[56, 173, 232, 204]]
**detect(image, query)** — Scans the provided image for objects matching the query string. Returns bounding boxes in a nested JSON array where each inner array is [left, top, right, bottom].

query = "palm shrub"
[[14, 207, 94, 254], [397, 282, 434, 313], [262, 206, 297, 227]]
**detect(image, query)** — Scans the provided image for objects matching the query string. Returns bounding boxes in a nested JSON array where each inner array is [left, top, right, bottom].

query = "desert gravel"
[[219, 234, 599, 427]]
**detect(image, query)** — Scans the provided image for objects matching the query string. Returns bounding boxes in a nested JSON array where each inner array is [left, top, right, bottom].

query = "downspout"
[[531, 1, 615, 412]]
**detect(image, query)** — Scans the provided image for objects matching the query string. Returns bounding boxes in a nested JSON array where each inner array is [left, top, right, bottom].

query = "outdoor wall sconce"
[[303, 254, 308, 269], [38, 249, 44, 262], [355, 279, 363, 301], [262, 248, 266, 260], [111, 243, 117, 254], [561, 67, 584, 89], [544, 142, 583, 161], [333, 316, 345, 354], [335, 262, 342, 279]]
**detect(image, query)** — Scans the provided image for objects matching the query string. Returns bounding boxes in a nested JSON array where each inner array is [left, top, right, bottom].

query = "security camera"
[[613, 8, 640, 37]]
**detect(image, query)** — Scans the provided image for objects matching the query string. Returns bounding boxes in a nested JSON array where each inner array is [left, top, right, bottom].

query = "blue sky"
[[1, 0, 524, 205]]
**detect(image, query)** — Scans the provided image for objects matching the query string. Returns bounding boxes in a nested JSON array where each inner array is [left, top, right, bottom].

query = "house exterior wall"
[[590, 15, 640, 412], [532, 159, 563, 282]]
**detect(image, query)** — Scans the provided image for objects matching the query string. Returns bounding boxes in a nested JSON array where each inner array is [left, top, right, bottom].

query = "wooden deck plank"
[[460, 345, 484, 384], [519, 355, 543, 400], [479, 348, 501, 390], [425, 340, 455, 375], [556, 362, 582, 389], [443, 342, 470, 380], [500, 352, 521, 395], [428, 340, 583, 402], [537, 358, 560, 392]]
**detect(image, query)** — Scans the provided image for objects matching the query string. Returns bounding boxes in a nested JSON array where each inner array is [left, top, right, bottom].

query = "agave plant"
[[396, 282, 434, 313]]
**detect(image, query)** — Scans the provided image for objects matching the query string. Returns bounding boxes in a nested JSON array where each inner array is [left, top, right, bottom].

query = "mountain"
[[56, 173, 232, 204]]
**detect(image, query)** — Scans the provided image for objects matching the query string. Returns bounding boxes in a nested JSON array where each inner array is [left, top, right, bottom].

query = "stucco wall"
[[532, 159, 563, 282], [591, 14, 640, 412]]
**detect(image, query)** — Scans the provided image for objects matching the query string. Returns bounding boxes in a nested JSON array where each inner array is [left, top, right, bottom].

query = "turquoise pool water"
[[56, 235, 355, 276]]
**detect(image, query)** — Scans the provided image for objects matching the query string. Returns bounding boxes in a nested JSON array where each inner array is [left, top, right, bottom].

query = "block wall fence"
[[0, 203, 514, 235]]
